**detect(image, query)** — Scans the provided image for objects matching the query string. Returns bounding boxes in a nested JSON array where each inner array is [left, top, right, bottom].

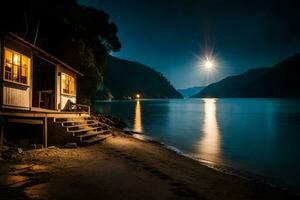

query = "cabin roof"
[[7, 32, 84, 76]]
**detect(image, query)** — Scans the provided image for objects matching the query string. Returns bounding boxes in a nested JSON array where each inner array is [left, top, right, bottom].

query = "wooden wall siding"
[[3, 84, 30, 108]]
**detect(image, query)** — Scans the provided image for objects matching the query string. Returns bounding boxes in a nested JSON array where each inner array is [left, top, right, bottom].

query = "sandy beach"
[[0, 131, 297, 200]]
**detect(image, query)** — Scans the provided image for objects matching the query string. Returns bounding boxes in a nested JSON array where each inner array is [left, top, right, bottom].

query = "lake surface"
[[94, 98, 300, 190]]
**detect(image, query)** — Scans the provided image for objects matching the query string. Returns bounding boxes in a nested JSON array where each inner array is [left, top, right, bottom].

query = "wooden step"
[[68, 126, 99, 134], [81, 134, 111, 145], [61, 120, 95, 126], [64, 122, 98, 129], [53, 116, 113, 146], [76, 130, 110, 141]]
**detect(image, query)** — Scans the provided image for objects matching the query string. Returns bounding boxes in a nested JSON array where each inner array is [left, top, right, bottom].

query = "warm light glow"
[[133, 100, 143, 133], [4, 48, 30, 85], [61, 73, 75, 95], [136, 94, 140, 99], [13, 54, 20, 65], [198, 99, 222, 163]]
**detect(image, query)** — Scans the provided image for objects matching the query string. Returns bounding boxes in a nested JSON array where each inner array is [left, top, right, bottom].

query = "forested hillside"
[[95, 56, 183, 99]]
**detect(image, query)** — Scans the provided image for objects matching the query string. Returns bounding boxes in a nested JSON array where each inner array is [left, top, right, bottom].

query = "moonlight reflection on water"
[[199, 99, 222, 164]]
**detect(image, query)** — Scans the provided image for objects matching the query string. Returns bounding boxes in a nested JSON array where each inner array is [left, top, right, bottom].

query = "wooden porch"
[[0, 108, 90, 149]]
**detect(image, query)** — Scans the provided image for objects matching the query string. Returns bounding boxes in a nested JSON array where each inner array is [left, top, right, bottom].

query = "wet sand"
[[0, 132, 297, 200]]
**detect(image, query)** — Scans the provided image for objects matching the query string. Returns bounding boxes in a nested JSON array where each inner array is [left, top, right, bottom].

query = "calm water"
[[94, 98, 300, 190]]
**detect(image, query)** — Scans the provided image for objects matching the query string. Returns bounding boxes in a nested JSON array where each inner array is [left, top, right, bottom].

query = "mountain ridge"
[[192, 53, 300, 98], [177, 86, 205, 97], [94, 56, 183, 100]]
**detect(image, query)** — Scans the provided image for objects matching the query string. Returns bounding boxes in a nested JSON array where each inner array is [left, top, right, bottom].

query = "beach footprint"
[[107, 148, 202, 198], [169, 182, 206, 200], [117, 152, 144, 164], [110, 151, 203, 199]]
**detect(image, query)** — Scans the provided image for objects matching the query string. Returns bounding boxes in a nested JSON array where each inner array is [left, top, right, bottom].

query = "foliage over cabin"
[[0, 0, 121, 104]]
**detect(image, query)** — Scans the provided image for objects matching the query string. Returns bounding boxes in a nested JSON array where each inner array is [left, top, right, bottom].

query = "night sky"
[[79, 0, 300, 89]]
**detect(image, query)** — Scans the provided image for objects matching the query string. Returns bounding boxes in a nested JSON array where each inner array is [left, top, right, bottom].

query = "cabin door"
[[32, 56, 56, 110]]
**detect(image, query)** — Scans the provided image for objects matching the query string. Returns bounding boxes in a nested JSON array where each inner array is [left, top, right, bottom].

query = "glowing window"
[[61, 73, 75, 96], [4, 48, 30, 85], [21, 56, 30, 84]]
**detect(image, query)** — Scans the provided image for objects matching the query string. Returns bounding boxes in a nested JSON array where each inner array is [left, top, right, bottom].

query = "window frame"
[[3, 48, 31, 86], [61, 72, 76, 97]]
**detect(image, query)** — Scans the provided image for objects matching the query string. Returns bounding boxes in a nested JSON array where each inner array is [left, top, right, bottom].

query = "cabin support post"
[[0, 118, 5, 151], [43, 117, 48, 148]]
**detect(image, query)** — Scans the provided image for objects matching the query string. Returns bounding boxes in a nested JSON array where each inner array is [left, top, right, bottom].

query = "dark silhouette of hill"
[[192, 68, 272, 98], [94, 56, 183, 99], [193, 53, 300, 98], [178, 86, 205, 97]]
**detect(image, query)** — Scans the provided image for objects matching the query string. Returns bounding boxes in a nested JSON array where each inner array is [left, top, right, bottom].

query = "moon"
[[204, 60, 214, 69]]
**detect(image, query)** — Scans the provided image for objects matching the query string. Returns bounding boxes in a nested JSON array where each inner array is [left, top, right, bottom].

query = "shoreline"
[[128, 131, 297, 194], [95, 98, 300, 194], [0, 130, 298, 199]]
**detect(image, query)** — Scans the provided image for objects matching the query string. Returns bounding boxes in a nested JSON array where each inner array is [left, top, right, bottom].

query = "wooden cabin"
[[0, 33, 91, 148], [0, 32, 85, 111]]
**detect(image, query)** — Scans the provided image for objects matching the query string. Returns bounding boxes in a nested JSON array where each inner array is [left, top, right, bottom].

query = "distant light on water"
[[133, 100, 143, 133]]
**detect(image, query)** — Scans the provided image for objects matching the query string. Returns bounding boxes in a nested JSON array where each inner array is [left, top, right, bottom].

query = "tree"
[[0, 0, 121, 104]]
